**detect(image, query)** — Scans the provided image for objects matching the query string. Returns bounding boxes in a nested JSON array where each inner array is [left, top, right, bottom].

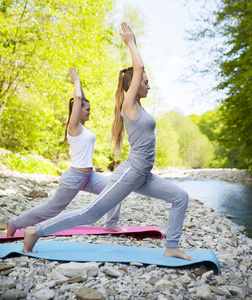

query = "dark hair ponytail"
[[64, 97, 89, 141]]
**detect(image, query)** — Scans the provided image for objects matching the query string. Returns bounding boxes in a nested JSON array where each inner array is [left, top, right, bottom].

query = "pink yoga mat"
[[0, 226, 164, 242]]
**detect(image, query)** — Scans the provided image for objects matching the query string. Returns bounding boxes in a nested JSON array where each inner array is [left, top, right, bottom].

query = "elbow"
[[134, 64, 144, 73], [74, 94, 82, 101]]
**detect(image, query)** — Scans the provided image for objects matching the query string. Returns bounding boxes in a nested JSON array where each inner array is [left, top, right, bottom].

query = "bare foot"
[[164, 247, 194, 261], [23, 227, 39, 253], [6, 221, 16, 237], [105, 227, 125, 232]]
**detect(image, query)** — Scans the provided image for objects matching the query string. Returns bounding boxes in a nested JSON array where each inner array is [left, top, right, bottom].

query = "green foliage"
[[191, 108, 241, 168], [0, 93, 65, 159], [167, 111, 215, 168], [155, 110, 216, 169], [1, 151, 65, 175], [155, 116, 182, 167], [0, 0, 121, 169], [185, 0, 252, 172], [215, 0, 252, 172], [192, 110, 221, 142]]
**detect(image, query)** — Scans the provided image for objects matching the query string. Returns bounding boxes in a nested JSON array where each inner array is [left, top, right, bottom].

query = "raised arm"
[[120, 22, 144, 120], [66, 73, 86, 99], [67, 68, 83, 137]]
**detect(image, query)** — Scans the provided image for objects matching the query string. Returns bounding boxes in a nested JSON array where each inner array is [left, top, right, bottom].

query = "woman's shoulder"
[[121, 105, 142, 122], [67, 124, 84, 139]]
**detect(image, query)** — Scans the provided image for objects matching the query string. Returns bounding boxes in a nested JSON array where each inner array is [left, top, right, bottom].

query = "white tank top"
[[67, 125, 96, 168]]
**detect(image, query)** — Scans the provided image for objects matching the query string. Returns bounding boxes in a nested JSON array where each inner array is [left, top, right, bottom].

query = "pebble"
[[196, 284, 212, 300], [0, 165, 252, 299]]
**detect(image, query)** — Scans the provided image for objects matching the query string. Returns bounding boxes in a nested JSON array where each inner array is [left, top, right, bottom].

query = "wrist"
[[127, 41, 137, 49]]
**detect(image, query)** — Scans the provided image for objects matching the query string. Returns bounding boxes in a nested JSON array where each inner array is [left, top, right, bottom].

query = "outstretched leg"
[[7, 168, 87, 234]]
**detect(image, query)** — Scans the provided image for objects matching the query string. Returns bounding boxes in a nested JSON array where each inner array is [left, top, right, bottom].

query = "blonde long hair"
[[111, 67, 133, 156]]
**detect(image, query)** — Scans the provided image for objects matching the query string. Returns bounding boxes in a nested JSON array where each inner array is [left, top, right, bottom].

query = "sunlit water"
[[167, 178, 252, 238]]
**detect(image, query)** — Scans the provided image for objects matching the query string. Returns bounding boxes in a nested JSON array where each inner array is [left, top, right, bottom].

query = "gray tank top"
[[121, 106, 156, 175]]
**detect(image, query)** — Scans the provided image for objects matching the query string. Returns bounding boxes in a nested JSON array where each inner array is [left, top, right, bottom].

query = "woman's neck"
[[135, 97, 141, 106]]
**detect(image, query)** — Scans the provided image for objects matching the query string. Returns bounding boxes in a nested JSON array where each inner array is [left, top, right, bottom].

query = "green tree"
[[215, 0, 252, 171], [191, 108, 242, 168], [155, 115, 182, 167], [0, 0, 120, 169], [0, 0, 152, 172], [168, 111, 214, 168], [185, 0, 252, 172]]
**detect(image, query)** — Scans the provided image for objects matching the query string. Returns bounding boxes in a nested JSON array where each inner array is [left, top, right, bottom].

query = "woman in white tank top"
[[6, 68, 122, 237]]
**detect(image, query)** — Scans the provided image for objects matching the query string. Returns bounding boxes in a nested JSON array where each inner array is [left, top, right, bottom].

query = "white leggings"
[[36, 161, 189, 248], [8, 168, 121, 231]]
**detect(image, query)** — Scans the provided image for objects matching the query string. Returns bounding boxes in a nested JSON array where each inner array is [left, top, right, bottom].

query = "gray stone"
[[181, 275, 192, 284], [239, 261, 247, 273], [56, 262, 98, 277], [0, 262, 15, 271], [75, 287, 106, 300], [1, 290, 27, 300], [228, 286, 246, 299], [0, 278, 16, 289], [210, 286, 231, 297], [146, 276, 158, 285], [193, 266, 208, 277], [215, 275, 228, 285], [50, 269, 68, 282], [34, 288, 55, 300], [223, 259, 238, 268], [188, 239, 199, 246], [100, 266, 123, 277], [196, 285, 212, 300], [201, 270, 214, 282], [155, 279, 174, 290], [248, 276, 252, 289], [146, 265, 157, 271]]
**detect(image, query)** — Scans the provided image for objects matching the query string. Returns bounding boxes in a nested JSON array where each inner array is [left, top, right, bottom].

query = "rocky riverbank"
[[152, 167, 252, 185], [0, 165, 252, 299]]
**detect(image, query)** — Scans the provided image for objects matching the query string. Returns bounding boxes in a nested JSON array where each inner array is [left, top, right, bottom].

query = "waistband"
[[125, 156, 153, 176], [69, 167, 93, 176], [69, 167, 94, 194]]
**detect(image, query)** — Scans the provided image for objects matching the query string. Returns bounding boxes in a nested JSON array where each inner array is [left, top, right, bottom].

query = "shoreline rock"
[[152, 167, 252, 185], [0, 166, 252, 299]]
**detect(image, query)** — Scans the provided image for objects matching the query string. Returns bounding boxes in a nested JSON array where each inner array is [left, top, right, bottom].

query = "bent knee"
[[178, 190, 189, 206], [182, 190, 189, 201]]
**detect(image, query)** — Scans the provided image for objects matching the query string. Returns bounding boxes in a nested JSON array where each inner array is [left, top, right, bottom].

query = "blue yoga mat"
[[0, 241, 220, 274]]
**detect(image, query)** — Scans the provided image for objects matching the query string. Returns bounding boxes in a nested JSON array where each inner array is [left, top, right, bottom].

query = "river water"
[[168, 178, 252, 238]]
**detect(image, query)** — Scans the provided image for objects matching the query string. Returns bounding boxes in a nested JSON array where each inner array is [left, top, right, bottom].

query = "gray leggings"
[[8, 168, 121, 231], [36, 161, 189, 248]]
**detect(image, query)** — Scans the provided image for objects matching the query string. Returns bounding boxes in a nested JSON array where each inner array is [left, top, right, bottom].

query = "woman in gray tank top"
[[23, 23, 193, 261]]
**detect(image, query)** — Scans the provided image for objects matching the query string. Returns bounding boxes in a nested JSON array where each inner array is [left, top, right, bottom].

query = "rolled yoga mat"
[[0, 226, 164, 242], [0, 241, 220, 274]]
